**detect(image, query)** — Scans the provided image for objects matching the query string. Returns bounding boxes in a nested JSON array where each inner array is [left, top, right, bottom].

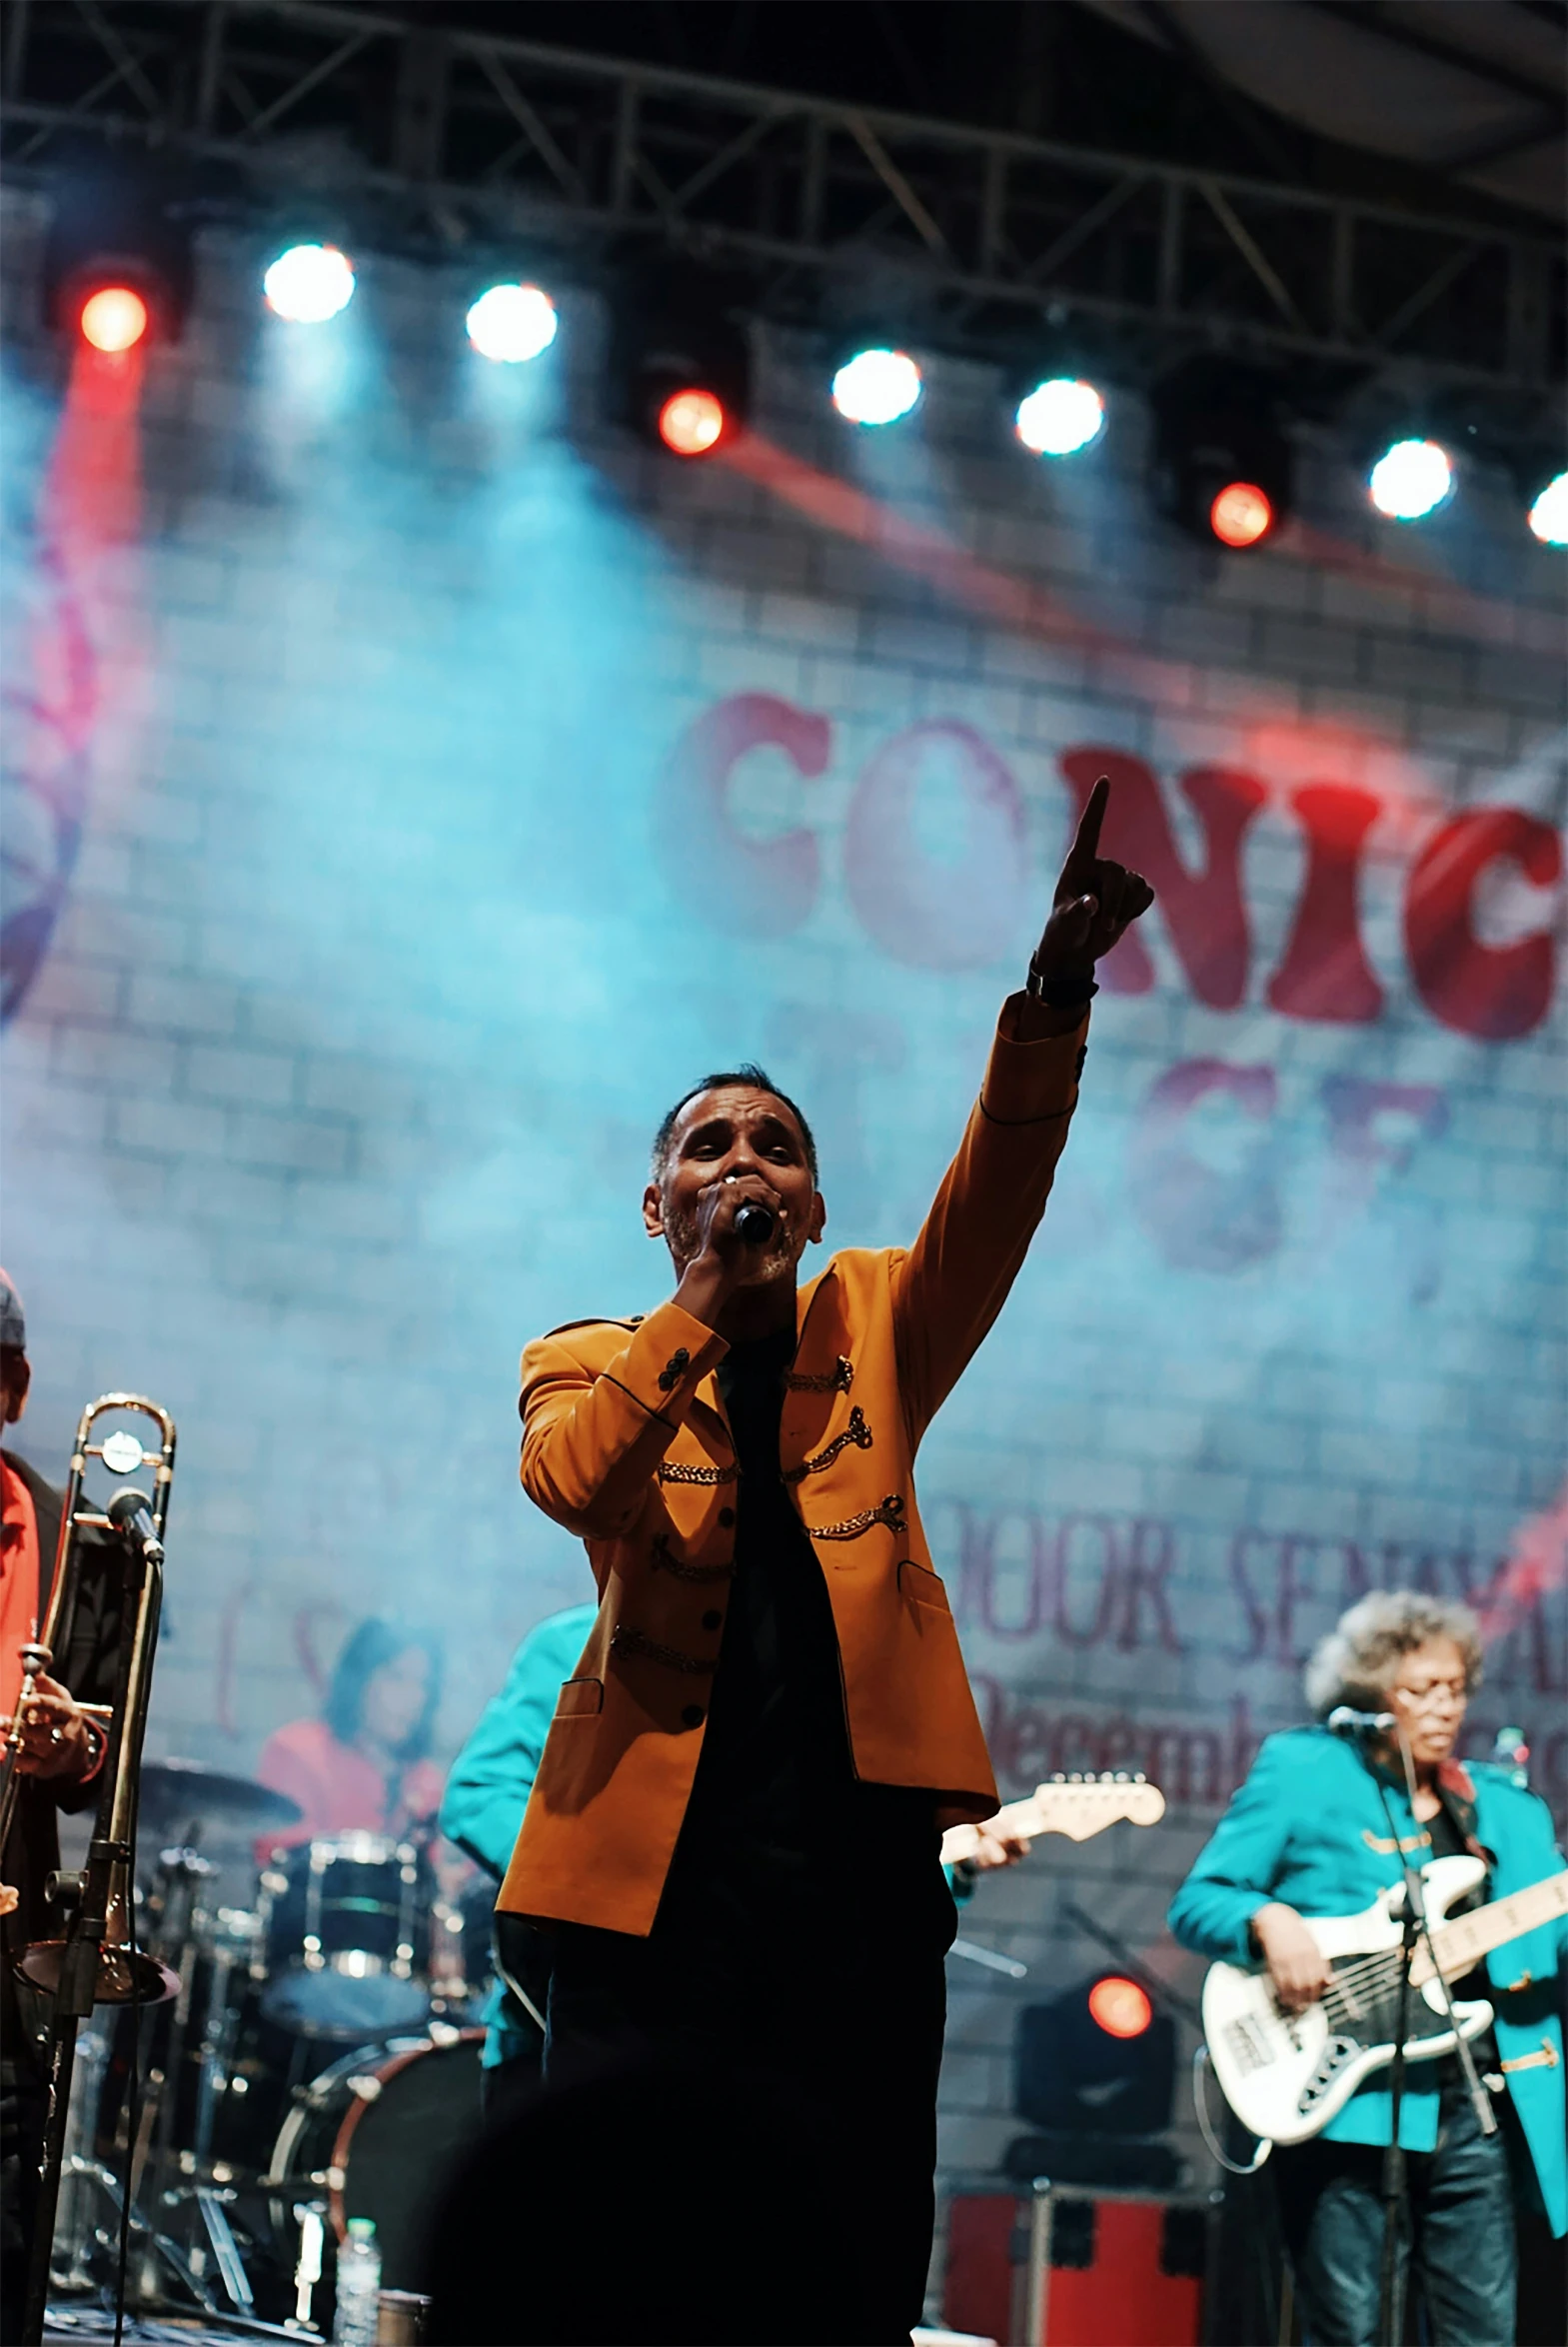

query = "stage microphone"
[[1326, 1706, 1396, 1737], [733, 1200, 776, 1244], [107, 1486, 164, 1565]]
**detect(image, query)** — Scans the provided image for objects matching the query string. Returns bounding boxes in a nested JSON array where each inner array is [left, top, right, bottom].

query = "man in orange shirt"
[[500, 782, 1152, 2341], [0, 1271, 119, 2341]]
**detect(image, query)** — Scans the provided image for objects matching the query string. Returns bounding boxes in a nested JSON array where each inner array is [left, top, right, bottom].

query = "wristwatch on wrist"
[[1025, 961, 1099, 1010]]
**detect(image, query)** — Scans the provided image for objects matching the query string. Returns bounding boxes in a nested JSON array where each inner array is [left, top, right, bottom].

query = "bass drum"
[[266, 2028, 485, 2290]]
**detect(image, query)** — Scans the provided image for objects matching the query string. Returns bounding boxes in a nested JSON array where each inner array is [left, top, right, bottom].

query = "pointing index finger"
[[1067, 774, 1109, 872]]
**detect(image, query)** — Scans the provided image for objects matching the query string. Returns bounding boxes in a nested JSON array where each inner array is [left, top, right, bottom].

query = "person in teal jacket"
[[440, 1603, 599, 2098], [1169, 1590, 1566, 2347]]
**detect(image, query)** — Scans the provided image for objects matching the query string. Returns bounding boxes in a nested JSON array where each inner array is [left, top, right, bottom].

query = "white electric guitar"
[[1204, 1856, 1568, 2146], [940, 1771, 1165, 1865]]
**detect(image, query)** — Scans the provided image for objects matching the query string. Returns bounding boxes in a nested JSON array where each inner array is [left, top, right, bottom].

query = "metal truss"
[[1, 0, 1562, 409]]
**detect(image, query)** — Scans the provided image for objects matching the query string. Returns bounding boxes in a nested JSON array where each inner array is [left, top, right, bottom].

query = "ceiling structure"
[[0, 1, 1561, 447], [1075, 0, 1565, 221]]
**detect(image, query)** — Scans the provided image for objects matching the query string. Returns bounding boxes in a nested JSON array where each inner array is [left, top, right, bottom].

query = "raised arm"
[[892, 776, 1154, 1436]]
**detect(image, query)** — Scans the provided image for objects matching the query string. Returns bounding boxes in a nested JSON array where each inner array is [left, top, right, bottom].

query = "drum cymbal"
[[139, 1758, 303, 1833]]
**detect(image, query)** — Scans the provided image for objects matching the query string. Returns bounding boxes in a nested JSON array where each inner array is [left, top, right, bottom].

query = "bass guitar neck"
[[1412, 1866, 1568, 1989]]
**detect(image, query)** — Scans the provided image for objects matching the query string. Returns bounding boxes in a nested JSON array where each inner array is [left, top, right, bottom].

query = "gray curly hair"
[[1304, 1589, 1484, 1717]]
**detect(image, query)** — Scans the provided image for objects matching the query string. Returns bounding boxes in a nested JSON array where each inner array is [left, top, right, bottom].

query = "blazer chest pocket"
[[898, 1559, 951, 1614], [554, 1676, 604, 1719]]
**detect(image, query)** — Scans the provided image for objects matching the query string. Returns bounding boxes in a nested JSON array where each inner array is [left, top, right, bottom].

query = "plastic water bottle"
[[334, 2217, 382, 2347]]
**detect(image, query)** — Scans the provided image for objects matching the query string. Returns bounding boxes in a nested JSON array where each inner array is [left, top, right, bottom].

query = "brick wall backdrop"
[[3, 189, 1564, 2220]]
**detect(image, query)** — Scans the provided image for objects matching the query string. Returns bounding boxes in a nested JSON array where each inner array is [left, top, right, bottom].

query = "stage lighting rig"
[[42, 168, 193, 350], [831, 346, 922, 427], [466, 282, 557, 365], [264, 243, 357, 325], [1151, 358, 1292, 551], [1527, 470, 1568, 547], [1014, 376, 1105, 458], [612, 271, 751, 458], [1008, 1972, 1178, 2191], [1367, 436, 1453, 522]]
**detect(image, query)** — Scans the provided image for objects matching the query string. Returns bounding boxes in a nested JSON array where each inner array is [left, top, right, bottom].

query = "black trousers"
[[1271, 2074, 1524, 2347], [544, 1916, 948, 2346], [1, 2056, 47, 2346]]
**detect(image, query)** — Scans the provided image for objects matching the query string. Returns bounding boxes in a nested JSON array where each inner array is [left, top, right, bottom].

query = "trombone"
[[0, 1395, 172, 1866], [7, 1394, 178, 2347]]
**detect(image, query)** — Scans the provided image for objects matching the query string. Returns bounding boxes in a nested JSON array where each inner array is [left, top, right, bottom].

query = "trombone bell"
[[18, 1939, 178, 2005]]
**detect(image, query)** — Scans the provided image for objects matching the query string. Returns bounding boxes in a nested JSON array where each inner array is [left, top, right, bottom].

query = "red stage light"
[[1209, 481, 1273, 549], [658, 387, 727, 457], [1087, 1975, 1153, 2039], [79, 285, 150, 354]]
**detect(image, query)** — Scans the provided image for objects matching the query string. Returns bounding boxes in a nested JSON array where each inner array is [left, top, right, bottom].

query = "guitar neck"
[[1412, 1868, 1568, 1989]]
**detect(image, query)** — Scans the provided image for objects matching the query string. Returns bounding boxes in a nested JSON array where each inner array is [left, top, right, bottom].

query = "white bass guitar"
[[1203, 1855, 1568, 2146]]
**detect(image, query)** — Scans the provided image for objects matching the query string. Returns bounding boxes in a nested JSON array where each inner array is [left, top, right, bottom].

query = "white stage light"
[[467, 283, 558, 364], [1527, 472, 1568, 546], [1015, 378, 1105, 457], [264, 244, 356, 325], [1368, 438, 1452, 522], [831, 348, 921, 427]]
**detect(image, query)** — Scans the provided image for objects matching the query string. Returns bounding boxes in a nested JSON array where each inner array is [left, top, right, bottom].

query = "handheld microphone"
[[107, 1486, 164, 1566], [1326, 1705, 1395, 1737], [733, 1200, 776, 1245]]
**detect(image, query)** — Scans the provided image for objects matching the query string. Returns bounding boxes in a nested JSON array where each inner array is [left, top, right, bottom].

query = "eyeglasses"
[[1391, 1678, 1467, 1707]]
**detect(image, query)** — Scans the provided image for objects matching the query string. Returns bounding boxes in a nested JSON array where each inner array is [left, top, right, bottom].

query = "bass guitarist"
[[1169, 1590, 1566, 2347]]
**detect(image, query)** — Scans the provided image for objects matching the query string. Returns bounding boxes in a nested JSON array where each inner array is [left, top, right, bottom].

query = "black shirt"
[[657, 1329, 949, 1961], [1425, 1796, 1500, 2073]]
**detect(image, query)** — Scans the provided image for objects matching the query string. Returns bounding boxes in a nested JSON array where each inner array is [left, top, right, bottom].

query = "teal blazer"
[[1168, 1726, 1567, 2237], [441, 1603, 598, 2065]]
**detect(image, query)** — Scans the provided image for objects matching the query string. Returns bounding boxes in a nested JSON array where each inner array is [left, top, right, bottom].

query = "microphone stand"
[[1370, 1722, 1496, 2347], [21, 1524, 165, 2347], [1390, 1729, 1496, 2139]]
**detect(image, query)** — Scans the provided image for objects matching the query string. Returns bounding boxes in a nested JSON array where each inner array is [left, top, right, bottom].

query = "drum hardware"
[[49, 2026, 112, 2292], [291, 2198, 330, 2330], [17, 1393, 180, 2347], [259, 1834, 432, 2041], [138, 1758, 305, 1842], [262, 2029, 486, 2294]]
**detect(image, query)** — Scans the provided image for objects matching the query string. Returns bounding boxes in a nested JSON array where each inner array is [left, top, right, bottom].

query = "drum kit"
[[50, 1756, 498, 2327]]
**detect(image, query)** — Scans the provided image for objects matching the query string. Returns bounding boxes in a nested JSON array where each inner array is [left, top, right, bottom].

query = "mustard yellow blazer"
[[499, 1010, 1088, 1937]]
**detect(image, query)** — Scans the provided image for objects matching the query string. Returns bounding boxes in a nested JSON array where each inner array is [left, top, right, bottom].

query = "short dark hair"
[[652, 1065, 818, 1184], [325, 1616, 443, 1763]]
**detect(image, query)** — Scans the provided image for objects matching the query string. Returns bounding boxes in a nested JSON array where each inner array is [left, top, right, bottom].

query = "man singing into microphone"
[[497, 782, 1151, 2342]]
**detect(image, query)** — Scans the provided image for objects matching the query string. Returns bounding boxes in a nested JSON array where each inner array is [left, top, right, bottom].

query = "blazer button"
[[681, 1703, 705, 1729], [702, 1609, 724, 1632], [718, 1506, 736, 1527]]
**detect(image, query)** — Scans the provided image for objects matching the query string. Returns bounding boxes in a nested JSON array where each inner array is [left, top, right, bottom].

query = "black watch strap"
[[1026, 962, 1099, 1010]]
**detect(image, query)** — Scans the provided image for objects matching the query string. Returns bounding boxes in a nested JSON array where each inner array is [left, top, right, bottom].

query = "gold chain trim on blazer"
[[611, 1624, 717, 1675], [784, 1355, 853, 1393], [658, 1460, 738, 1485], [784, 1406, 872, 1483], [1499, 2042, 1559, 2074], [807, 1492, 905, 1541], [651, 1534, 734, 1585]]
